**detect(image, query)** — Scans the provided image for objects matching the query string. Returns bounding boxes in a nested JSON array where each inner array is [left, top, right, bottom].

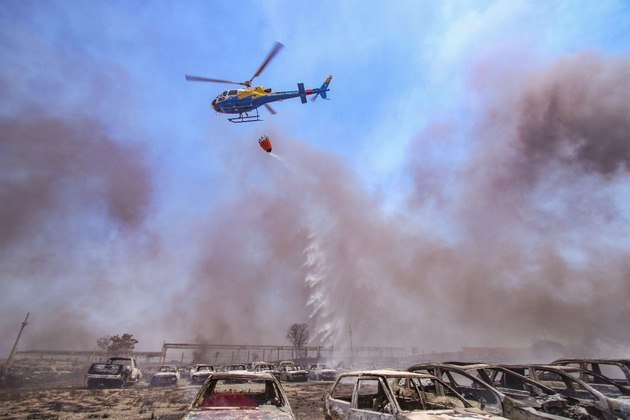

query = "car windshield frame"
[[88, 363, 122, 375]]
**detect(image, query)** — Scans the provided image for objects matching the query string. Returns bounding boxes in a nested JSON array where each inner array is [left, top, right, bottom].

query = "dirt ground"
[[0, 379, 332, 419]]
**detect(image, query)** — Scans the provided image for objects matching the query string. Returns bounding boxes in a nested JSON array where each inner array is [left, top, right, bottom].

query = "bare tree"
[[286, 323, 310, 359], [96, 335, 111, 353], [95, 333, 138, 356]]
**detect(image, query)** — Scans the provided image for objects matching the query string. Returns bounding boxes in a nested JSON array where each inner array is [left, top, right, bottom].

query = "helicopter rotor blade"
[[247, 42, 284, 86], [185, 75, 246, 86], [264, 103, 278, 115]]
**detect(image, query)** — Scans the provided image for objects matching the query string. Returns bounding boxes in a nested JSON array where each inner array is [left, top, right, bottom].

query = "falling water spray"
[[267, 150, 346, 347]]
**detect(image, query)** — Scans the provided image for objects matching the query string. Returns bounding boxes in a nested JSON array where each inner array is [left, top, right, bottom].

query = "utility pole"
[[6, 313, 29, 368], [348, 324, 353, 361]]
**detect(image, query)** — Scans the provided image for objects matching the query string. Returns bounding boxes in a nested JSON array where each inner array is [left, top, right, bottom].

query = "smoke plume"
[[0, 112, 154, 351], [404, 51, 630, 352], [2, 49, 628, 359]]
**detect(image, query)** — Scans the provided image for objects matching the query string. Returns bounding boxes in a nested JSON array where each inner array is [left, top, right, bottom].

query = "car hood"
[[184, 407, 294, 419], [154, 372, 177, 377], [399, 408, 503, 419]]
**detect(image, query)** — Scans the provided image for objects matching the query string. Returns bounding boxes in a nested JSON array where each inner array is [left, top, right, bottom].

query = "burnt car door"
[[350, 376, 396, 419], [438, 368, 504, 415], [326, 374, 358, 419]]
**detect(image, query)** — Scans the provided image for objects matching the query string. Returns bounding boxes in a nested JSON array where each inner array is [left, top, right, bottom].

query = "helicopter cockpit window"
[[228, 90, 237, 95], [222, 91, 227, 96]]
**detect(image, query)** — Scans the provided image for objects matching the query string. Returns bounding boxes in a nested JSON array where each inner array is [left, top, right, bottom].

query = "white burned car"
[[85, 356, 142, 388], [190, 364, 215, 385], [184, 371, 295, 419], [325, 370, 506, 420], [278, 365, 308, 382], [308, 363, 338, 381], [150, 365, 180, 387], [251, 362, 279, 378]]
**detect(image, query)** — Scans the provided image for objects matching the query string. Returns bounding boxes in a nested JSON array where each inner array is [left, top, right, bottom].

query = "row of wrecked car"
[[82, 358, 336, 389], [180, 358, 630, 420], [186, 361, 338, 385], [323, 359, 630, 420], [82, 357, 630, 419], [90, 360, 340, 388]]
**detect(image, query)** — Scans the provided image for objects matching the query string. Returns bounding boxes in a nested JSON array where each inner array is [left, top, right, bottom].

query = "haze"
[[1, 1, 628, 357]]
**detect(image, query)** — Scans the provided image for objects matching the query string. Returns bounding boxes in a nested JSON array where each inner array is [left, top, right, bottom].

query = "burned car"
[[190, 364, 215, 385], [410, 363, 590, 419], [180, 365, 192, 380], [278, 364, 308, 382], [325, 369, 505, 420], [224, 364, 248, 373], [551, 359, 630, 387], [251, 362, 279, 377], [107, 356, 142, 384], [184, 371, 295, 419], [502, 365, 630, 419], [150, 365, 180, 387], [277, 361, 296, 369], [308, 363, 338, 381], [86, 363, 129, 388]]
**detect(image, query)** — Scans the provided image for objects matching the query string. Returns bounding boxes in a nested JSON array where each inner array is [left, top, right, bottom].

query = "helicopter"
[[185, 42, 332, 123]]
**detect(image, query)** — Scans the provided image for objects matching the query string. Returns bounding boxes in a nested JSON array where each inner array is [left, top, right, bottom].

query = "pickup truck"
[[85, 356, 142, 388]]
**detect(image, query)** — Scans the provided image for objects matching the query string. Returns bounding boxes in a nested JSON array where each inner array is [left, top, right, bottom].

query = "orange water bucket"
[[258, 135, 272, 153]]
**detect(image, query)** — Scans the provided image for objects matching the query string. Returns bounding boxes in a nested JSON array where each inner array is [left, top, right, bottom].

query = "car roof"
[[339, 369, 437, 379], [209, 371, 276, 380], [410, 363, 491, 372], [553, 358, 629, 364], [449, 363, 492, 370]]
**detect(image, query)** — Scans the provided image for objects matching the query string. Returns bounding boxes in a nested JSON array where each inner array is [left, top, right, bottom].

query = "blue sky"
[[1, 1, 629, 355]]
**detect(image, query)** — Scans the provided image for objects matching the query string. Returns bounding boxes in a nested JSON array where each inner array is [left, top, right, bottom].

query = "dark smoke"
[[0, 112, 154, 351], [516, 53, 630, 178], [404, 51, 630, 353], [163, 53, 630, 357], [1, 115, 151, 245]]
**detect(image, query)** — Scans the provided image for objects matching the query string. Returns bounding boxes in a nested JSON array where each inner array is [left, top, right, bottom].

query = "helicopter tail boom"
[[318, 75, 332, 99]]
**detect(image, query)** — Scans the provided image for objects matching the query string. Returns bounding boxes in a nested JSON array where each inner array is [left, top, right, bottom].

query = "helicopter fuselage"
[[186, 42, 332, 123], [211, 80, 330, 115]]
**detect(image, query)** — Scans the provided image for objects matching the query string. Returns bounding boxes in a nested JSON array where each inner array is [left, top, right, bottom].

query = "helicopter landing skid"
[[228, 109, 262, 123]]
